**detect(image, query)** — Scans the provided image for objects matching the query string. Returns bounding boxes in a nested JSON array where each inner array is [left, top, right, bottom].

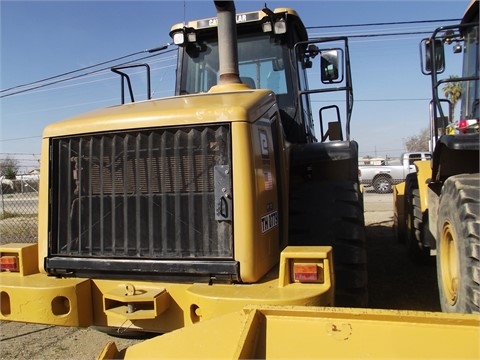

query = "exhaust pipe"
[[214, 1, 241, 85]]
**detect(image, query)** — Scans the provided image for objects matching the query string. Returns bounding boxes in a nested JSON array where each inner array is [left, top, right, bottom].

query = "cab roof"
[[170, 7, 301, 34]]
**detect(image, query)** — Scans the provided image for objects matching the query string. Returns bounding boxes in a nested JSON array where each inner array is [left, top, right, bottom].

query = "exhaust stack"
[[214, 1, 241, 85]]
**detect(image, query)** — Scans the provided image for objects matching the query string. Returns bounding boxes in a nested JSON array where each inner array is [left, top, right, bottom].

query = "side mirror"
[[422, 39, 445, 74], [302, 44, 319, 69], [320, 49, 340, 83]]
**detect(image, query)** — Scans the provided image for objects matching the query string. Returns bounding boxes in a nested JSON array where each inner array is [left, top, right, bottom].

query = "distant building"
[[16, 168, 40, 181], [358, 157, 385, 166]]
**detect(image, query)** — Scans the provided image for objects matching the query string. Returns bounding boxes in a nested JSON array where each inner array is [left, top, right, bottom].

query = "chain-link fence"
[[0, 179, 39, 244]]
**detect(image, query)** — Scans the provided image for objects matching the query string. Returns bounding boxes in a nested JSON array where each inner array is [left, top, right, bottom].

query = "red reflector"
[[294, 263, 318, 281], [0, 256, 18, 271], [459, 119, 468, 129]]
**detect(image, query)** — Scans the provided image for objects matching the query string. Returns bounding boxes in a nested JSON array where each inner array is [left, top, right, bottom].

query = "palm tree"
[[442, 75, 462, 120]]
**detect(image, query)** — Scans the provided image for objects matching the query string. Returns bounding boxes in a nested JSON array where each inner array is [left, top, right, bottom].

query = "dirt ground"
[[0, 192, 441, 359]]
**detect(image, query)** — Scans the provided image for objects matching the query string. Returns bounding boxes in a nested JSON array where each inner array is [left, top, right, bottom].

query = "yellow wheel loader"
[[1, 2, 479, 358], [394, 0, 479, 313], [0, 1, 366, 334]]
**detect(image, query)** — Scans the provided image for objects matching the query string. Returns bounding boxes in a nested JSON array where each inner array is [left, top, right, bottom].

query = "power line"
[[5, 57, 176, 101], [0, 45, 173, 99], [1, 50, 144, 94], [1, 44, 170, 94], [0, 136, 41, 142], [344, 31, 433, 38], [312, 98, 430, 103], [1, 17, 460, 99], [307, 18, 462, 40], [0, 159, 39, 163], [0, 153, 40, 156], [356, 98, 430, 102], [306, 18, 461, 30], [0, 96, 431, 143]]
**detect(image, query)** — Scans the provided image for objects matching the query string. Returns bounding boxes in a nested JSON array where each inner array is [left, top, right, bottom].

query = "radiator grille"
[[50, 125, 232, 260]]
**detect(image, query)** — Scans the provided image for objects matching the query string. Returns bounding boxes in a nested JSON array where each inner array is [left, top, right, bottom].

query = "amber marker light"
[[0, 255, 18, 272]]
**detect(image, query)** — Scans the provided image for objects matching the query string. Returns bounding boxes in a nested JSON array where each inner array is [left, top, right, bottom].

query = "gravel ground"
[[0, 191, 441, 359]]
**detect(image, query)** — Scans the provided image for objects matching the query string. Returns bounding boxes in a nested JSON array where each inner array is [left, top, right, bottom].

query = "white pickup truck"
[[359, 152, 431, 193]]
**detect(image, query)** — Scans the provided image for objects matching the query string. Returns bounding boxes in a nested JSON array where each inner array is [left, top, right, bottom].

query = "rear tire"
[[436, 174, 480, 313], [404, 174, 430, 262], [289, 180, 368, 308]]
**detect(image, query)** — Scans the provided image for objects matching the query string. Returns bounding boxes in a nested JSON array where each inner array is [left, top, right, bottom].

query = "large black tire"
[[401, 174, 416, 245], [436, 174, 480, 313], [289, 180, 368, 308], [373, 175, 392, 194], [404, 173, 430, 262]]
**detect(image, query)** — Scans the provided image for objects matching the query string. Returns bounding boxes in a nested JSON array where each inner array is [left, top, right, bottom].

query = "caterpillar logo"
[[196, 12, 260, 29], [261, 211, 278, 233]]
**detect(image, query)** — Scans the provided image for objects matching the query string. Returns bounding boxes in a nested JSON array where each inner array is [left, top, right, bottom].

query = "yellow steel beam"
[[100, 305, 480, 359]]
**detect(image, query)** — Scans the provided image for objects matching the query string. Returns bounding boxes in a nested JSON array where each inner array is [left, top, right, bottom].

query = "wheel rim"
[[375, 179, 390, 193], [440, 221, 458, 306]]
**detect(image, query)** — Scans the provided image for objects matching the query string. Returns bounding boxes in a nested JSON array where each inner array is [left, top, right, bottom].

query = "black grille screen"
[[50, 125, 232, 260]]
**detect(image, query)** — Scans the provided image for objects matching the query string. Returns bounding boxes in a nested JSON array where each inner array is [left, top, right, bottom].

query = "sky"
[[0, 0, 470, 172]]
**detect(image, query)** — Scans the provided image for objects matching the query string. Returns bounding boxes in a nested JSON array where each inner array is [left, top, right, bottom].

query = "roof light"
[[172, 31, 185, 45], [262, 21, 272, 33], [187, 31, 196, 43], [273, 18, 286, 34]]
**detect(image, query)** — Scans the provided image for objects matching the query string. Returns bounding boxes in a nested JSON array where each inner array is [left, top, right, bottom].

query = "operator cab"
[[170, 7, 353, 145], [420, 1, 479, 140], [419, 1, 478, 182]]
